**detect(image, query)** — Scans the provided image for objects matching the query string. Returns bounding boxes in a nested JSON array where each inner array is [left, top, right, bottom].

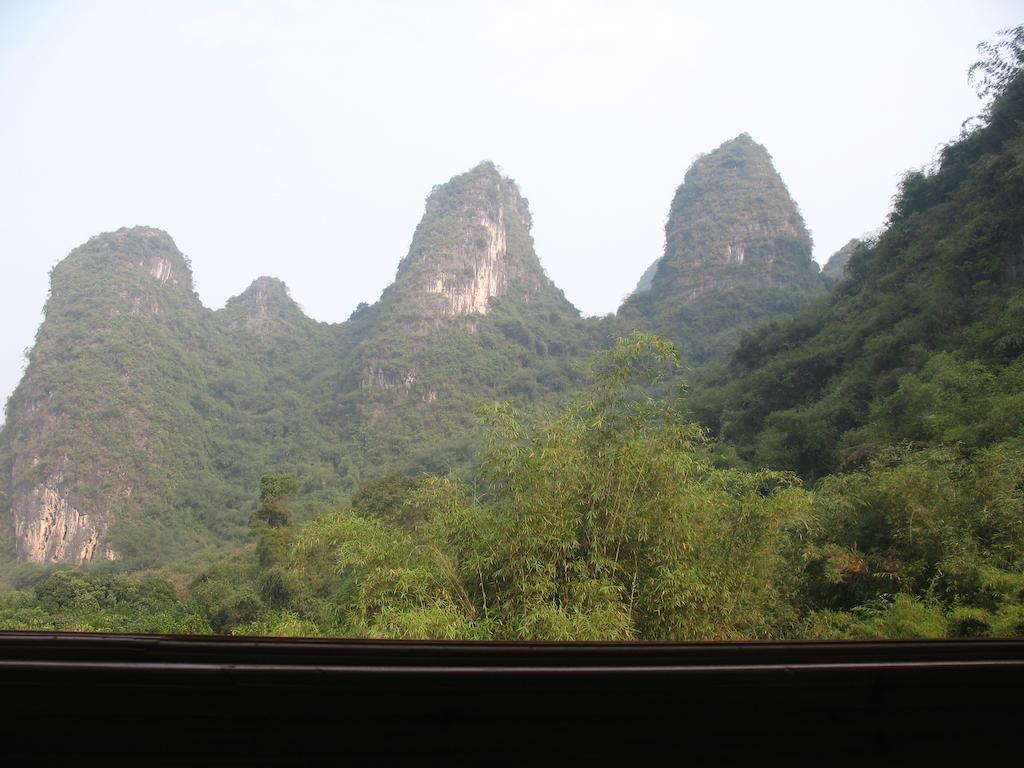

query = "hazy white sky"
[[1, 0, 1020, 414]]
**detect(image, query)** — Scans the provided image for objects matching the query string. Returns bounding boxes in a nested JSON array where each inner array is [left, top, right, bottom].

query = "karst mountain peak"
[[643, 132, 816, 299], [620, 132, 825, 367], [384, 160, 569, 321]]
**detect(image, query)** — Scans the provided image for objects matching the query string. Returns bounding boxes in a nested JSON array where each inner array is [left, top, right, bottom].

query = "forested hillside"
[[0, 28, 1021, 643], [691, 48, 1024, 478]]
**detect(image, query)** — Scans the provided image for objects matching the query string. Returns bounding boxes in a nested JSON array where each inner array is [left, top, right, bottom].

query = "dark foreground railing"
[[0, 632, 1020, 765]]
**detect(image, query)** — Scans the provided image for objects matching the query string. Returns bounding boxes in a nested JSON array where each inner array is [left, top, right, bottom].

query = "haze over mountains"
[[0, 134, 833, 564]]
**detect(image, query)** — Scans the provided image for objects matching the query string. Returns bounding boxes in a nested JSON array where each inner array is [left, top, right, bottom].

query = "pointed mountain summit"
[[621, 134, 825, 367], [640, 133, 819, 300], [385, 161, 562, 320], [221, 276, 308, 337], [324, 161, 588, 465]]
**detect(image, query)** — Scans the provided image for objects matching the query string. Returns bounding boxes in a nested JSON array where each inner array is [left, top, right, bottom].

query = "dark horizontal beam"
[[3, 630, 1023, 664], [1, 632, 1020, 765]]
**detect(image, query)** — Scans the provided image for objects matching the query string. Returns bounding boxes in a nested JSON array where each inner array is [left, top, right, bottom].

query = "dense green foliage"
[[800, 443, 1024, 638], [2, 329, 1019, 640], [692, 53, 1024, 479], [0, 570, 209, 633], [287, 334, 810, 640], [1, 30, 1022, 643]]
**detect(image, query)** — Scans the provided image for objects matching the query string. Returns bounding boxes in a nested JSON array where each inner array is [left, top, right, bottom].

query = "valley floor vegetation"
[[1, 332, 1021, 641]]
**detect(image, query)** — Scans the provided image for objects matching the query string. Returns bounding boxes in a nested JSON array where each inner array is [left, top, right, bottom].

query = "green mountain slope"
[[692, 70, 1024, 478]]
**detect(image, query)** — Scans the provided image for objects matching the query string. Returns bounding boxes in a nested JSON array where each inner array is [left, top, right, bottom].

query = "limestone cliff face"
[[12, 471, 117, 563], [620, 134, 825, 367], [7, 395, 121, 563], [388, 161, 548, 320], [426, 204, 507, 315]]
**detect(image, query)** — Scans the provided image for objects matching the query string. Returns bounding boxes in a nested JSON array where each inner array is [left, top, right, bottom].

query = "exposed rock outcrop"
[[360, 356, 418, 392], [13, 475, 117, 563], [425, 205, 509, 315]]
